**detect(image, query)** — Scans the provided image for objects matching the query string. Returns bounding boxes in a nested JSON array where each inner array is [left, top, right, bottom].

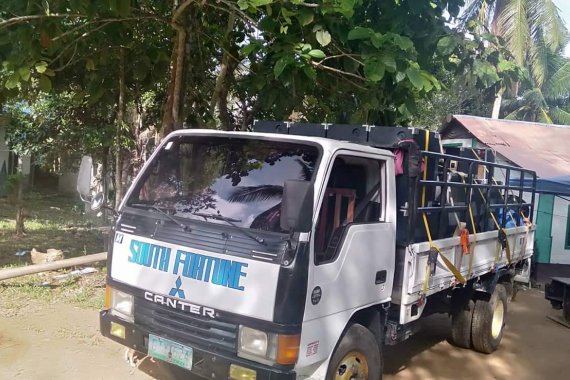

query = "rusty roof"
[[441, 115, 570, 178]]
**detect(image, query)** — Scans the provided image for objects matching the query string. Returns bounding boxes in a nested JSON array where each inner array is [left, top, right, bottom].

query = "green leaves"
[[303, 66, 317, 80], [364, 61, 385, 82], [406, 66, 424, 90], [238, 0, 273, 11], [241, 42, 262, 56], [308, 49, 326, 59], [315, 29, 331, 47], [472, 60, 500, 87], [296, 9, 314, 26], [85, 59, 96, 71], [38, 75, 52, 92], [4, 67, 32, 89], [348, 27, 374, 40], [405, 65, 440, 91], [5, 72, 20, 89], [437, 35, 458, 55], [274, 56, 291, 78], [389, 33, 414, 52], [18, 67, 31, 82], [108, 0, 132, 17], [35, 61, 48, 74]]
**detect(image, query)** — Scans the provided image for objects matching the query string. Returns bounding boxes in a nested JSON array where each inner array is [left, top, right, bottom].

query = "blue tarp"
[[518, 176, 570, 196], [535, 176, 570, 196]]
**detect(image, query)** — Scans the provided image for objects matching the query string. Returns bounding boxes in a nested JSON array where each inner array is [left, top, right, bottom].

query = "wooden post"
[[0, 252, 107, 281]]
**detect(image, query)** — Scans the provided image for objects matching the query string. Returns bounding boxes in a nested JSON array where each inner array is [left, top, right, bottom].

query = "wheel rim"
[[491, 301, 505, 339], [335, 351, 369, 380]]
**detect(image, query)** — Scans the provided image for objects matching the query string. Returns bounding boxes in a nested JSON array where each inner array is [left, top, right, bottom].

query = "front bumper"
[[100, 310, 296, 380]]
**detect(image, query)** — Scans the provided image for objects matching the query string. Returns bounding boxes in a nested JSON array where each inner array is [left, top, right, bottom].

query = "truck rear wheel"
[[471, 284, 508, 354], [326, 324, 382, 380], [450, 299, 475, 349]]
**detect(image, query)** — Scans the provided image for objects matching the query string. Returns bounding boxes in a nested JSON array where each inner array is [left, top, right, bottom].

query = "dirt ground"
[[0, 288, 568, 380]]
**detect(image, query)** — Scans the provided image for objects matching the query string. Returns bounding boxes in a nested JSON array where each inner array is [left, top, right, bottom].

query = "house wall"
[[534, 193, 554, 264], [550, 195, 570, 265]]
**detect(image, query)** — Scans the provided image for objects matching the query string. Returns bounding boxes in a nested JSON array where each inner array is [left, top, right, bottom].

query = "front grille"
[[134, 295, 238, 354]]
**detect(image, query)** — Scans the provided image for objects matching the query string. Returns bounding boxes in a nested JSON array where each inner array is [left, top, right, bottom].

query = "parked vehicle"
[[78, 121, 536, 379], [545, 277, 570, 323]]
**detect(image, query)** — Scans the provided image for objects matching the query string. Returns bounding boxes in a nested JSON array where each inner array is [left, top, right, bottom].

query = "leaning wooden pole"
[[0, 252, 107, 281]]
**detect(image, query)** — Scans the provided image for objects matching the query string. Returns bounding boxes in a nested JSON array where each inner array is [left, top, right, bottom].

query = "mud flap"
[[513, 257, 531, 284]]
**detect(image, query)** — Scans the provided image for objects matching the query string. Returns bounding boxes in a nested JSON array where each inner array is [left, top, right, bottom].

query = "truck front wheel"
[[326, 324, 382, 380], [471, 284, 508, 354]]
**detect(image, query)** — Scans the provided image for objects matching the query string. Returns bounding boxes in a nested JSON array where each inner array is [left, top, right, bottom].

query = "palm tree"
[[461, 0, 569, 118], [501, 56, 570, 124]]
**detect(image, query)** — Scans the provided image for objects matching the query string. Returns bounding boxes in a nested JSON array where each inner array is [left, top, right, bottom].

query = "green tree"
[[461, 0, 569, 118], [501, 56, 570, 124], [0, 0, 528, 205]]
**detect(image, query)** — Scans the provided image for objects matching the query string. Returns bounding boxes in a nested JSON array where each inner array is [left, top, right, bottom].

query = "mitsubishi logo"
[[169, 276, 186, 299]]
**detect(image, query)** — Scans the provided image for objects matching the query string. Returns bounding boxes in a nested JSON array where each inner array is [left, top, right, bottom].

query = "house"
[[0, 113, 31, 195], [440, 115, 570, 282]]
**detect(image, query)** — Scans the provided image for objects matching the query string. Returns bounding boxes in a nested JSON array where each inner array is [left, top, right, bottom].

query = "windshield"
[[126, 136, 320, 233]]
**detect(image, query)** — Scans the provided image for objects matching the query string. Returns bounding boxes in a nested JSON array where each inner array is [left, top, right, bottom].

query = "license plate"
[[148, 334, 193, 370]]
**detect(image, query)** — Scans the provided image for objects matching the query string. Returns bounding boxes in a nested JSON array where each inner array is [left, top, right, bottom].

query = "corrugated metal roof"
[[442, 115, 570, 178]]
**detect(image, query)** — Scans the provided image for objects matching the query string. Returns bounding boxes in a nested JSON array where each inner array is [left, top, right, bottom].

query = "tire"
[[326, 324, 382, 380], [564, 293, 570, 322], [501, 281, 514, 302], [450, 299, 475, 349], [471, 284, 508, 354]]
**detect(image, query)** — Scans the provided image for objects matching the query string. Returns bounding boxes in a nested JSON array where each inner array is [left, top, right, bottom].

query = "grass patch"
[[0, 192, 108, 311], [0, 192, 107, 266], [0, 270, 107, 314]]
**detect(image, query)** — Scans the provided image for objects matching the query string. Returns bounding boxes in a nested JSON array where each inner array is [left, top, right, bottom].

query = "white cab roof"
[[167, 129, 394, 159]]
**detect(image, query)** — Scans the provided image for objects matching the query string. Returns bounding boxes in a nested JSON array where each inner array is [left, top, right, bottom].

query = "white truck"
[[78, 121, 536, 380]]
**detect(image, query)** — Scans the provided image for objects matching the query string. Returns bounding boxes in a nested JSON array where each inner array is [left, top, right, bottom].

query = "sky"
[[553, 0, 570, 57]]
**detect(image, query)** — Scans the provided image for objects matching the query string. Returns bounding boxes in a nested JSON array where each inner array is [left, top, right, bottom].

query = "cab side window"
[[314, 156, 384, 265]]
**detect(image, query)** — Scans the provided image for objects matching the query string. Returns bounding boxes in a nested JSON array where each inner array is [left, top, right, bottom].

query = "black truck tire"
[[326, 323, 382, 380], [501, 280, 514, 302], [564, 292, 570, 322], [471, 284, 508, 354], [450, 299, 475, 349]]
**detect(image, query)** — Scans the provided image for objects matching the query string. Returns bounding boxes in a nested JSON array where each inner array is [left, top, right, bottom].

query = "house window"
[[565, 205, 570, 250]]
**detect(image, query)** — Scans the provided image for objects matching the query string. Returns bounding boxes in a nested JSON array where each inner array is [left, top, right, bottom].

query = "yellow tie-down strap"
[[422, 213, 467, 294]]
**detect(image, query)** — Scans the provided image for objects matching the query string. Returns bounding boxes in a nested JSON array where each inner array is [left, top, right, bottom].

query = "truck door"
[[297, 152, 396, 368]]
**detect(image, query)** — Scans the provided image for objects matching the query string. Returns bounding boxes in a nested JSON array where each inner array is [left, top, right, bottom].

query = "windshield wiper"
[[130, 203, 191, 232], [193, 212, 265, 245]]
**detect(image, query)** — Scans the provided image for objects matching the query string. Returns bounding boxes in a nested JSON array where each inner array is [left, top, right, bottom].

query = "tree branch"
[[309, 61, 368, 90], [0, 14, 86, 30], [299, 2, 320, 8], [51, 16, 169, 42], [197, 31, 253, 74], [213, 0, 259, 26], [173, 0, 197, 23], [310, 61, 366, 81], [317, 53, 364, 66], [0, 14, 169, 31]]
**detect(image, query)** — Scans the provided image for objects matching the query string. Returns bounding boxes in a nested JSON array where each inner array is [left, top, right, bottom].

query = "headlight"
[[110, 288, 134, 320], [238, 326, 300, 366], [239, 326, 274, 359]]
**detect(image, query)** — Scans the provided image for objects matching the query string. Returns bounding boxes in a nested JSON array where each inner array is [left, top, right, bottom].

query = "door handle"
[[375, 270, 387, 285]]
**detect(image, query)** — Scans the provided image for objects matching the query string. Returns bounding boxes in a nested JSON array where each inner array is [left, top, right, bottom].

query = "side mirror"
[[280, 180, 314, 233], [77, 156, 93, 202]]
